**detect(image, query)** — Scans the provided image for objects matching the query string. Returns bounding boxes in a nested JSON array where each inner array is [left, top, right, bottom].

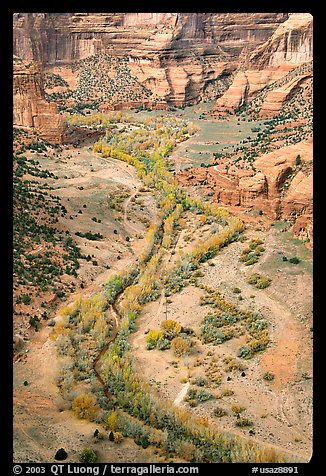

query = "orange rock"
[[13, 59, 66, 143]]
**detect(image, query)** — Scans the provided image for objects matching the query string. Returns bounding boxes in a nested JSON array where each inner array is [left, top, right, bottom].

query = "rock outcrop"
[[177, 138, 312, 244], [214, 13, 313, 116], [13, 58, 66, 143], [13, 13, 289, 107]]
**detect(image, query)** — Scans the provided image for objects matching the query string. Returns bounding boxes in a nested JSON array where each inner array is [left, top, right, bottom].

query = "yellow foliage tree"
[[107, 411, 119, 431], [171, 336, 190, 357], [72, 394, 99, 421], [160, 319, 182, 339]]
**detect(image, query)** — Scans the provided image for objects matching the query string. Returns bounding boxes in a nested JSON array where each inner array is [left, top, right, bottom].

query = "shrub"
[[171, 337, 191, 357], [72, 394, 99, 421], [175, 441, 198, 461], [247, 273, 271, 289], [186, 387, 213, 404], [107, 411, 119, 431], [135, 435, 150, 449], [54, 448, 67, 461], [263, 371, 275, 382], [220, 388, 234, 397], [201, 316, 227, 344], [194, 376, 208, 387], [22, 293, 31, 305], [255, 276, 272, 289], [113, 432, 123, 444], [213, 407, 227, 417], [231, 404, 245, 414], [156, 338, 171, 350], [247, 273, 261, 285], [237, 345, 252, 359], [289, 257, 300, 264], [235, 418, 253, 427], [79, 448, 97, 463], [249, 239, 263, 250], [160, 319, 182, 339], [232, 287, 241, 294], [244, 257, 258, 266], [146, 330, 164, 349], [248, 334, 269, 354]]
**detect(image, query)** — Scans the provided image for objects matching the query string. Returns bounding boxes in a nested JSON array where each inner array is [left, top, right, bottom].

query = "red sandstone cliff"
[[214, 13, 313, 116], [13, 13, 289, 107], [13, 58, 66, 143], [177, 138, 313, 245]]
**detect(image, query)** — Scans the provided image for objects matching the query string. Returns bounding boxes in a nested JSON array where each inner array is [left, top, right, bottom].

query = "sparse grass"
[[231, 404, 246, 414], [235, 418, 254, 428], [247, 273, 271, 289], [213, 407, 228, 417], [263, 372, 275, 382]]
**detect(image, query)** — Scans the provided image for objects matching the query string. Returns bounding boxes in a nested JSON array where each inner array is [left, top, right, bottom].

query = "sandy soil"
[[13, 323, 168, 463], [129, 221, 313, 462], [13, 145, 162, 463], [13, 125, 312, 464]]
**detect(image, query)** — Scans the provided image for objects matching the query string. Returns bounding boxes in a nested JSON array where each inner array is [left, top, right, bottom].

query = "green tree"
[[79, 448, 97, 463]]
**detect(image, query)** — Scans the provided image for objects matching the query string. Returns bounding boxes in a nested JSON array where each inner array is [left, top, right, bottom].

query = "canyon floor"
[[13, 109, 313, 463]]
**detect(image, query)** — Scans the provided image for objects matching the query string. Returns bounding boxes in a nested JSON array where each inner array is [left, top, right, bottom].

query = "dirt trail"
[[173, 382, 190, 406], [14, 142, 312, 463]]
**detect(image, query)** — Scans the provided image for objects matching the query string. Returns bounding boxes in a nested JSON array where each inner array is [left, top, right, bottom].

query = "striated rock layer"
[[13, 58, 66, 143], [214, 13, 313, 116], [177, 138, 313, 245], [13, 13, 289, 106]]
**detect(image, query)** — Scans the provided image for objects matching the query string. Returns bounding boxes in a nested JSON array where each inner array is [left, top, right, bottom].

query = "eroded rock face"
[[13, 58, 66, 143], [12, 13, 313, 244], [176, 138, 312, 244], [214, 13, 313, 116], [13, 13, 289, 106]]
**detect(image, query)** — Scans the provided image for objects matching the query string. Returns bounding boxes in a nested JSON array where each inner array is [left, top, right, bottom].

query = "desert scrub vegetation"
[[171, 336, 191, 357], [199, 286, 269, 358], [146, 330, 166, 350], [240, 239, 265, 266], [222, 356, 245, 373], [145, 320, 193, 354], [51, 111, 288, 462], [13, 153, 84, 312], [108, 191, 130, 212], [185, 387, 214, 406], [101, 334, 286, 462], [213, 406, 228, 418], [75, 231, 104, 240], [79, 448, 97, 463], [235, 418, 254, 428], [263, 372, 275, 382], [72, 393, 100, 421], [51, 293, 115, 398], [247, 273, 272, 289]]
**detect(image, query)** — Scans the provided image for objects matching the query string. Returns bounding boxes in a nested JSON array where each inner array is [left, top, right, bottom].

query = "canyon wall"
[[177, 138, 313, 245], [12, 13, 313, 244], [13, 58, 66, 143], [13, 13, 289, 106], [214, 13, 313, 115]]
